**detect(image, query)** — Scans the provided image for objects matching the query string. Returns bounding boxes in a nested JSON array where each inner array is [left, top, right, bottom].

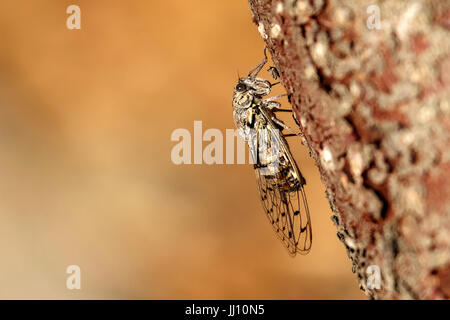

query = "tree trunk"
[[248, 0, 450, 299]]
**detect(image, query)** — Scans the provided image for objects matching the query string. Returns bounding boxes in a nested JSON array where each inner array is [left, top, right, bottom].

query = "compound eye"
[[235, 83, 247, 92]]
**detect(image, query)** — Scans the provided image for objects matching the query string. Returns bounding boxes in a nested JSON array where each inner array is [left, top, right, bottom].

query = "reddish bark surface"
[[249, 0, 450, 299]]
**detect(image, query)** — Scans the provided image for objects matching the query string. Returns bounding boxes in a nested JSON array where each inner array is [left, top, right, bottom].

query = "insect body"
[[232, 48, 312, 256]]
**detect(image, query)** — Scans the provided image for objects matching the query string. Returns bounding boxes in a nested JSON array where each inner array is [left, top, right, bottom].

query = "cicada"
[[232, 48, 312, 256]]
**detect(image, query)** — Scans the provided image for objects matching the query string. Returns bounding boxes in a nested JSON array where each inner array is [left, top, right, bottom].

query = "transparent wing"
[[252, 117, 312, 256]]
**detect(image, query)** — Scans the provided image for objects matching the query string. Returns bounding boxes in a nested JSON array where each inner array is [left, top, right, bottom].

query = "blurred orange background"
[[0, 1, 363, 299]]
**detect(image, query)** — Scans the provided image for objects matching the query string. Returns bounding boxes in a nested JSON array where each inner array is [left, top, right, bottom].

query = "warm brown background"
[[0, 0, 363, 299]]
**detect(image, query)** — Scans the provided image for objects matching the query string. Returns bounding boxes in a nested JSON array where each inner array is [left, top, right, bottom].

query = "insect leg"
[[248, 47, 268, 79], [265, 102, 292, 112], [265, 101, 281, 110], [271, 117, 301, 136], [264, 94, 288, 103], [263, 94, 289, 110], [292, 113, 301, 126], [275, 109, 293, 112], [267, 66, 280, 80]]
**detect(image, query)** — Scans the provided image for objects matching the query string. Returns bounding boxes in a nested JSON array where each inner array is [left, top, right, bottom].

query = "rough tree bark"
[[248, 0, 450, 299]]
